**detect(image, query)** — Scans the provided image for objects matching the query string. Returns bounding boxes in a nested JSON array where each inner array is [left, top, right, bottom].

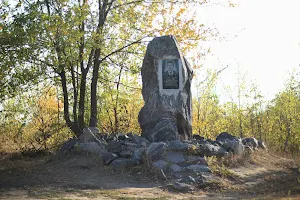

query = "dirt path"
[[0, 151, 299, 200]]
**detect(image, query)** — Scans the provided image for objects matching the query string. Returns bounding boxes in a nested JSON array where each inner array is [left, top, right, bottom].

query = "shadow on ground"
[[0, 151, 299, 200]]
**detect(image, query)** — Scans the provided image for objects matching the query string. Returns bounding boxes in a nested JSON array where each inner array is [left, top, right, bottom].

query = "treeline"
[[1, 69, 299, 156], [192, 70, 300, 154]]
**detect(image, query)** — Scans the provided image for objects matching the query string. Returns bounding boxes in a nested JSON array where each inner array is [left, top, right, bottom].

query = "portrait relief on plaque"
[[162, 59, 179, 89]]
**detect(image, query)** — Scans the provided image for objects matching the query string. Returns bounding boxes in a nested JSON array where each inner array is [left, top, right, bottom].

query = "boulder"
[[79, 127, 102, 143], [165, 151, 185, 164], [242, 137, 259, 150], [185, 164, 211, 173], [110, 158, 131, 168], [172, 182, 194, 192], [119, 149, 132, 158], [216, 132, 238, 142], [147, 142, 167, 162], [78, 142, 105, 154], [196, 142, 228, 157], [122, 142, 138, 150], [133, 135, 150, 147], [185, 156, 208, 166], [59, 138, 78, 155], [117, 133, 130, 141], [258, 140, 267, 149], [138, 35, 193, 142], [222, 139, 244, 156], [179, 176, 196, 184], [170, 164, 182, 173], [168, 140, 194, 152], [100, 151, 118, 165], [193, 134, 204, 141], [152, 160, 168, 171], [131, 148, 146, 164], [107, 141, 123, 153]]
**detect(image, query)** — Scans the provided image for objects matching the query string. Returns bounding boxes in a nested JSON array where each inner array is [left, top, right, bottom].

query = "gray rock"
[[242, 137, 259, 150], [185, 156, 208, 166], [119, 149, 132, 158], [133, 135, 150, 147], [165, 151, 185, 164], [152, 160, 168, 171], [172, 182, 193, 192], [110, 158, 131, 168], [258, 140, 267, 149], [59, 138, 78, 154], [131, 148, 146, 164], [100, 151, 118, 165], [147, 142, 167, 162], [127, 132, 134, 138], [222, 139, 244, 156], [185, 164, 211, 173], [168, 140, 193, 152], [79, 142, 104, 154], [179, 176, 196, 184], [123, 142, 138, 148], [216, 132, 238, 142], [138, 35, 193, 142], [108, 141, 122, 153], [195, 175, 205, 187], [197, 142, 228, 157], [79, 127, 102, 143], [170, 164, 182, 173]]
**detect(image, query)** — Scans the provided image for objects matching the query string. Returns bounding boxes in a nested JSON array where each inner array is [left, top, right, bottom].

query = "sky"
[[192, 0, 300, 104]]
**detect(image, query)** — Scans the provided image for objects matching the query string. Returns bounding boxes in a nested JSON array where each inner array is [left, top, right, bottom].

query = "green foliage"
[[192, 69, 300, 156]]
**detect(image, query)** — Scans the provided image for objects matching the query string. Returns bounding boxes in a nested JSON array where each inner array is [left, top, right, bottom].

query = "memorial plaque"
[[162, 59, 179, 89]]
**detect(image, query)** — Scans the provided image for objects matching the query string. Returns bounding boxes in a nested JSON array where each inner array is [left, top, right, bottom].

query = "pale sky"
[[193, 0, 300, 104]]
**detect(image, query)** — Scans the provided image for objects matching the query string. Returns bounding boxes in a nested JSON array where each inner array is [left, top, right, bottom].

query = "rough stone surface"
[[100, 151, 118, 165], [168, 140, 193, 152], [242, 137, 259, 150], [133, 135, 150, 147], [152, 160, 168, 171], [196, 142, 228, 157], [79, 127, 101, 143], [185, 156, 208, 166], [170, 164, 182, 173], [222, 139, 244, 156], [258, 140, 267, 149], [138, 35, 193, 142], [110, 158, 130, 168], [78, 142, 104, 154], [216, 132, 238, 142], [59, 138, 78, 154], [165, 151, 185, 164], [147, 142, 167, 162], [179, 176, 196, 184], [108, 141, 123, 153], [119, 149, 132, 158], [131, 148, 146, 164], [172, 182, 193, 192], [185, 165, 211, 173]]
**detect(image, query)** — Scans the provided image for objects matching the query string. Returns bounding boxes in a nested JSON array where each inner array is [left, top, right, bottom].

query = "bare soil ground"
[[0, 150, 299, 200]]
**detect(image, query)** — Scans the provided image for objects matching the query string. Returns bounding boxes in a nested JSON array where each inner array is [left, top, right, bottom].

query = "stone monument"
[[138, 35, 193, 142]]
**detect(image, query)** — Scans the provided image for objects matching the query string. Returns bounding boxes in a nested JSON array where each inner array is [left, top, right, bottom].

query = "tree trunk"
[[283, 118, 292, 152], [89, 49, 100, 127], [113, 66, 123, 133], [78, 69, 88, 130], [60, 70, 81, 137]]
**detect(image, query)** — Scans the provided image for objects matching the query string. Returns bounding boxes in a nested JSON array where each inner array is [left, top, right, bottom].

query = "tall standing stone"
[[138, 35, 193, 142]]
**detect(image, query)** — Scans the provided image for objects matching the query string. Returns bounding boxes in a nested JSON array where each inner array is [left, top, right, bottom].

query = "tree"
[[1, 0, 212, 137]]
